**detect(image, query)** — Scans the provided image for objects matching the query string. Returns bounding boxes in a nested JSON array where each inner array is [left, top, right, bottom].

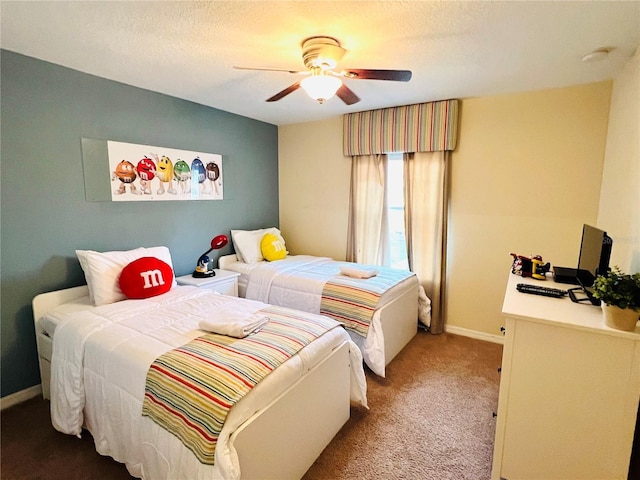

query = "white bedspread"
[[49, 286, 367, 480], [244, 255, 414, 315], [245, 256, 334, 310]]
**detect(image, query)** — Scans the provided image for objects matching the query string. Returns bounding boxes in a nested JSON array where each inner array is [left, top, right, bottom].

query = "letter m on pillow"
[[119, 257, 174, 299], [140, 269, 166, 288]]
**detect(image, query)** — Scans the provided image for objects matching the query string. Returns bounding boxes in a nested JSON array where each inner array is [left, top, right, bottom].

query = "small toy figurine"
[[510, 253, 551, 280], [194, 254, 212, 276]]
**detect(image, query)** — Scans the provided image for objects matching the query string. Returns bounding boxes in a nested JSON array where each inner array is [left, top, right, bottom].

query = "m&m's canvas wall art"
[[108, 141, 223, 201]]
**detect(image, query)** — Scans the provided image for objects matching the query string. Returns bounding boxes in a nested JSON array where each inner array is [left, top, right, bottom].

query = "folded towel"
[[199, 313, 270, 338], [339, 265, 379, 279]]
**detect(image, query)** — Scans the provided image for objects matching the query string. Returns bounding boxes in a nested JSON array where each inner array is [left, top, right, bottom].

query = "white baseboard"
[[1, 384, 42, 411], [444, 325, 505, 345]]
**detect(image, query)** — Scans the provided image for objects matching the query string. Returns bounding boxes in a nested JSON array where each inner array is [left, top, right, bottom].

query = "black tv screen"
[[570, 224, 613, 305], [576, 224, 612, 288]]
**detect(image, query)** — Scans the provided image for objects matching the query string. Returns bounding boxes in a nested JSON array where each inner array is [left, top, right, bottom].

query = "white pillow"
[[76, 246, 176, 306], [231, 228, 286, 263]]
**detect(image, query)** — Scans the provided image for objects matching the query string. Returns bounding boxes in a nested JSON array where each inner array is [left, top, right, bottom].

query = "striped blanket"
[[142, 306, 338, 465], [320, 267, 413, 336]]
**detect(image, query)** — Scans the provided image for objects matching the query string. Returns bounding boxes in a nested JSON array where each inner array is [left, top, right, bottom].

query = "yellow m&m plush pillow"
[[260, 233, 287, 261]]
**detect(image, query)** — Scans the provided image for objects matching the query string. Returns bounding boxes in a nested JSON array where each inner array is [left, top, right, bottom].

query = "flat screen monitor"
[[569, 224, 612, 305]]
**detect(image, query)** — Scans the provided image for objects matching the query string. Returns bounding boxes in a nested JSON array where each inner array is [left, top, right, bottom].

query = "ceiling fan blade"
[[266, 82, 301, 102], [336, 84, 360, 105], [341, 69, 412, 82], [234, 66, 306, 75]]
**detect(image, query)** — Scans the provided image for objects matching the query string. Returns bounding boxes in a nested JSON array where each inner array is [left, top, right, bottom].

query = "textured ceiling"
[[1, 1, 639, 126]]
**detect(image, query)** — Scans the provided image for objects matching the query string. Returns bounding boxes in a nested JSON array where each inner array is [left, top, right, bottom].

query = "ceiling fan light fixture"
[[244, 35, 410, 105], [300, 74, 342, 104]]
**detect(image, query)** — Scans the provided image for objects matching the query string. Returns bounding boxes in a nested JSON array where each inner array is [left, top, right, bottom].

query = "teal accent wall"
[[1, 50, 279, 398]]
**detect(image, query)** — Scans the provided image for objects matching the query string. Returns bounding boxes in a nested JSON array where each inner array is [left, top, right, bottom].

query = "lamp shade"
[[210, 234, 228, 250], [301, 74, 342, 103]]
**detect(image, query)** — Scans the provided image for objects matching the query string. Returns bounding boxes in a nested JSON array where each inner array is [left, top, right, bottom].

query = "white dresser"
[[175, 270, 240, 297], [492, 273, 640, 480]]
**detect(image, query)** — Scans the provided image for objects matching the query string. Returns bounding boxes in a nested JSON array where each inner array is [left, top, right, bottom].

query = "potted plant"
[[592, 266, 640, 332]]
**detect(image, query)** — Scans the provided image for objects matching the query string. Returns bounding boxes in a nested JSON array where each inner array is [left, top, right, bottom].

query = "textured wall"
[[1, 50, 278, 397]]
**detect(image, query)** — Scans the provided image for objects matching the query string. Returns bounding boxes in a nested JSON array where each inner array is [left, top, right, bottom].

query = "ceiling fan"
[[234, 36, 412, 105]]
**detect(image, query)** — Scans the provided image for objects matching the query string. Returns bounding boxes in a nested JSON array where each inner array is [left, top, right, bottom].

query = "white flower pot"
[[602, 303, 640, 332]]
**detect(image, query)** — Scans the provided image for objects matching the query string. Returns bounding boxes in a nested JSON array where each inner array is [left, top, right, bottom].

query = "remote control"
[[516, 283, 568, 298]]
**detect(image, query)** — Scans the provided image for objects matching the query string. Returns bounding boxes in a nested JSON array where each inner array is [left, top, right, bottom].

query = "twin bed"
[[224, 227, 427, 377], [33, 246, 367, 479], [32, 235, 423, 479], [219, 254, 423, 377]]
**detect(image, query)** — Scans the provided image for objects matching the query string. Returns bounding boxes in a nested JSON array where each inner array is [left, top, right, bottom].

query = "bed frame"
[[32, 286, 352, 479], [33, 285, 89, 399], [377, 285, 419, 365]]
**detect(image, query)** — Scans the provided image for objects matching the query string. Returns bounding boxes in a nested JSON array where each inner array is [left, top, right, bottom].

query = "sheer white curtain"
[[404, 151, 449, 334], [346, 154, 388, 264]]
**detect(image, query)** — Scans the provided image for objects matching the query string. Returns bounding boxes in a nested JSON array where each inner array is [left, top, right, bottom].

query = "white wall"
[[279, 81, 613, 337], [598, 46, 640, 273], [448, 82, 612, 336], [278, 116, 351, 260]]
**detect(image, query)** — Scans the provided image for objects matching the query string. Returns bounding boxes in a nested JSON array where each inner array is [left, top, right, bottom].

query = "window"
[[386, 153, 409, 270]]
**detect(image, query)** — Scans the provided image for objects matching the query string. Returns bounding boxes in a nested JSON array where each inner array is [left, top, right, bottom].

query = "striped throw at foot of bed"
[[142, 307, 338, 465]]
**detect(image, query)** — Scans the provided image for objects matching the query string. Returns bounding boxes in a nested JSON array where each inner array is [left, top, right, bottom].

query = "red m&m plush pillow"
[[119, 257, 174, 299]]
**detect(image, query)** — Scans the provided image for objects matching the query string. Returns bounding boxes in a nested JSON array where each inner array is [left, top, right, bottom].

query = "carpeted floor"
[[303, 331, 502, 480], [1, 331, 502, 480]]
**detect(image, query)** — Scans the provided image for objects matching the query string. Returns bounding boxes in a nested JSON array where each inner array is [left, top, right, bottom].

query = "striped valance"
[[343, 99, 459, 156]]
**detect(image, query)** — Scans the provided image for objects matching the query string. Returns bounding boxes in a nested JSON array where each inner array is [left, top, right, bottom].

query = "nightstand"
[[176, 270, 241, 297]]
